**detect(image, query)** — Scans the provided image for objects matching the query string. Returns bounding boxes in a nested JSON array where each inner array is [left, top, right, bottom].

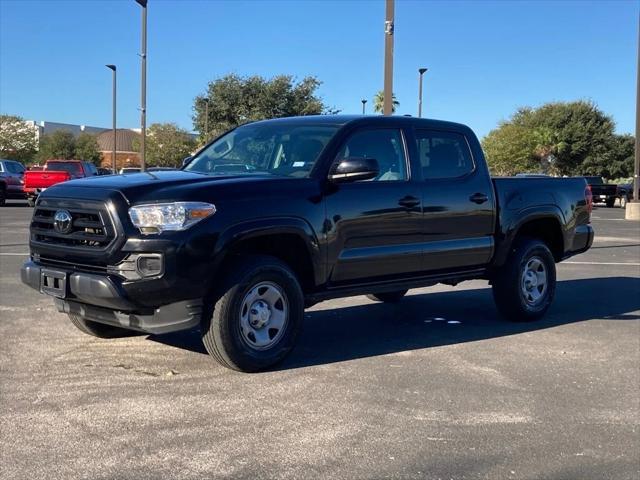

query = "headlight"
[[128, 202, 216, 234]]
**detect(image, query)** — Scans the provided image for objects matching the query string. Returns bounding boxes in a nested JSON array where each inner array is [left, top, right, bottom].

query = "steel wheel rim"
[[239, 281, 289, 351], [521, 256, 547, 306]]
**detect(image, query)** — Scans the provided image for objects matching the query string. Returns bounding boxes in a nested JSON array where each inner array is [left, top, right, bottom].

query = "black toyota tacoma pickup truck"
[[21, 116, 594, 372]]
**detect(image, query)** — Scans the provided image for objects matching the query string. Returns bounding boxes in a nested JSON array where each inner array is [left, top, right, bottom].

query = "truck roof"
[[249, 114, 470, 132]]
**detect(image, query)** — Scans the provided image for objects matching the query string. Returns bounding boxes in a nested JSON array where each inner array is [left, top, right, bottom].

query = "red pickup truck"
[[24, 160, 98, 206]]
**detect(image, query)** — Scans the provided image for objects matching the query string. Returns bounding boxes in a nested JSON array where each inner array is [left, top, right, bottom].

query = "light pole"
[[383, 0, 394, 116], [418, 67, 428, 118], [361, 99, 367, 115], [135, 0, 147, 171], [203, 98, 209, 140], [628, 14, 640, 219], [105, 65, 117, 173], [634, 14, 639, 207]]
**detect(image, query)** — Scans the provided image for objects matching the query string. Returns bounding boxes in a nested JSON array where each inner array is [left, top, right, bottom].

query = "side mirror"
[[328, 157, 379, 183], [181, 156, 192, 168]]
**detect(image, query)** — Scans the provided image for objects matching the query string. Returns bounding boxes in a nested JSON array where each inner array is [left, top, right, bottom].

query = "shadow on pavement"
[[149, 276, 640, 369]]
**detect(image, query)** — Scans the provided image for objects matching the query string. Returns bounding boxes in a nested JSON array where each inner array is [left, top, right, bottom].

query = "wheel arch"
[[212, 217, 323, 293], [494, 208, 566, 266]]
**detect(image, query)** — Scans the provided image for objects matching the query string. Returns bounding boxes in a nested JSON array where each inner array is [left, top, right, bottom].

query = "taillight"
[[585, 184, 593, 218]]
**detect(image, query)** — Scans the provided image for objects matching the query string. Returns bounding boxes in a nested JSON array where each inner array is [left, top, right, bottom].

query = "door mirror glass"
[[328, 157, 379, 183]]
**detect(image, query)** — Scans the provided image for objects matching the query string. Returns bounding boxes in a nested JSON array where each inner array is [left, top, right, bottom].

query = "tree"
[[0, 114, 37, 162], [581, 134, 635, 179], [37, 130, 76, 161], [193, 74, 337, 142], [139, 123, 197, 168], [482, 123, 540, 175], [373, 91, 399, 114], [482, 101, 623, 176], [75, 133, 102, 165]]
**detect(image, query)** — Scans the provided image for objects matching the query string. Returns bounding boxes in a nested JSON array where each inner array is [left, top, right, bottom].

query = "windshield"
[[185, 122, 339, 178]]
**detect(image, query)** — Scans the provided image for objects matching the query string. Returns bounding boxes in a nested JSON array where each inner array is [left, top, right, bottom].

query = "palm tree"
[[373, 91, 399, 114]]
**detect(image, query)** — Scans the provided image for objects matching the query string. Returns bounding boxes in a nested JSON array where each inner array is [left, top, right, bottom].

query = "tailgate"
[[24, 171, 71, 190]]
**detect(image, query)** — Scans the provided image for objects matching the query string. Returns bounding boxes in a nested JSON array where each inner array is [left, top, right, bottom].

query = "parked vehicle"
[[23, 160, 98, 207], [0, 159, 26, 205], [119, 167, 140, 174], [584, 176, 618, 208], [616, 180, 636, 208], [97, 167, 114, 176], [21, 116, 594, 372]]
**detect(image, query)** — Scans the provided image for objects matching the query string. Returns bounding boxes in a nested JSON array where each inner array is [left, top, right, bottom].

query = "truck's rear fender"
[[493, 205, 566, 267], [211, 217, 323, 292]]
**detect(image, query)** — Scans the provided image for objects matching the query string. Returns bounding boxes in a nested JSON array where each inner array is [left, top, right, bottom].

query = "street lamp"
[[135, 0, 147, 171], [105, 65, 117, 174], [361, 99, 367, 115], [383, 0, 395, 116], [202, 98, 209, 140], [418, 67, 428, 118]]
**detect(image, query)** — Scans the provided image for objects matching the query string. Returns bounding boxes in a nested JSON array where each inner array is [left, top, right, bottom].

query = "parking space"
[[1, 203, 639, 479]]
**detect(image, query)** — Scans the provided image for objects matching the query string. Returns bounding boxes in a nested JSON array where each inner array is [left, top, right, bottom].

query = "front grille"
[[36, 255, 108, 273], [31, 203, 116, 250]]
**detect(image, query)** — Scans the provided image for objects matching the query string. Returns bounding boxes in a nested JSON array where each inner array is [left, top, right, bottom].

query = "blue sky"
[[0, 0, 637, 138]]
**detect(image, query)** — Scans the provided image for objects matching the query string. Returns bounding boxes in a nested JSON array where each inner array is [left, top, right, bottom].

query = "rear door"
[[325, 127, 423, 284], [410, 128, 495, 271]]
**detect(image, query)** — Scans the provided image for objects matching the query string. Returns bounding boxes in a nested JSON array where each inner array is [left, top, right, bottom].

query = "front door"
[[324, 127, 423, 284]]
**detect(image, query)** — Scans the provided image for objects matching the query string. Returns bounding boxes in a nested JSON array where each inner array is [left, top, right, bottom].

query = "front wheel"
[[492, 238, 556, 322], [201, 255, 304, 372]]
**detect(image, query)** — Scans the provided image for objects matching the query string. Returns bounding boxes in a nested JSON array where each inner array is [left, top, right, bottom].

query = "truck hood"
[[45, 170, 305, 204]]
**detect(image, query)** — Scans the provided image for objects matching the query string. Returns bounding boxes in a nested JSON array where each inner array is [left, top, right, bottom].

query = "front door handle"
[[469, 193, 489, 204], [398, 196, 420, 208]]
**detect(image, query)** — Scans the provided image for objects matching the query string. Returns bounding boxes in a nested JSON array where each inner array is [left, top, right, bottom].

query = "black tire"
[[27, 197, 36, 208], [201, 255, 304, 372], [68, 313, 135, 338], [0, 186, 6, 206], [367, 290, 408, 303], [492, 238, 556, 322], [620, 196, 628, 209], [605, 197, 615, 208]]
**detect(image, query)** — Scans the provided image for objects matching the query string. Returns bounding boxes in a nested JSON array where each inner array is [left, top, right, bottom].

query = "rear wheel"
[[367, 290, 408, 303], [605, 197, 615, 208], [201, 255, 303, 372], [27, 196, 36, 207], [620, 195, 628, 208], [492, 238, 556, 322], [68, 313, 135, 338], [0, 186, 6, 206]]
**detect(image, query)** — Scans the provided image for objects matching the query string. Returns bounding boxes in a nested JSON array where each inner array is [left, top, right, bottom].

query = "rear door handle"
[[469, 193, 489, 204], [398, 196, 420, 208]]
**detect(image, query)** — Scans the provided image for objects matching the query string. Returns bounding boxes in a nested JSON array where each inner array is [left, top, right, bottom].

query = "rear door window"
[[415, 130, 474, 180]]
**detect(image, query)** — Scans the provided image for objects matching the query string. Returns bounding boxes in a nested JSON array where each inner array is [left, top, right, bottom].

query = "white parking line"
[[0, 253, 29, 256], [563, 261, 640, 266]]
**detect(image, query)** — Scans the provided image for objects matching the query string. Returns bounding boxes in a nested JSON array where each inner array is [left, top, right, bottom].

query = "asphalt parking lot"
[[1, 201, 639, 480]]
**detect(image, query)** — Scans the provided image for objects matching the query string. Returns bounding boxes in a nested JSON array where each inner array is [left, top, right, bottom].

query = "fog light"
[[137, 254, 163, 277], [108, 253, 164, 280]]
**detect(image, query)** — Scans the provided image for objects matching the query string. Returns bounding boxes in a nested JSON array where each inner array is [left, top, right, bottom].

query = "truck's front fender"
[[212, 216, 324, 287]]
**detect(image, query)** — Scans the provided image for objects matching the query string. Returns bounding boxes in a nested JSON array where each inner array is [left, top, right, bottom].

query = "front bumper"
[[21, 260, 202, 334]]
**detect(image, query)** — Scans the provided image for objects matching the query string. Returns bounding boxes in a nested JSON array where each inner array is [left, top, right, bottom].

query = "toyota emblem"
[[53, 210, 73, 234]]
